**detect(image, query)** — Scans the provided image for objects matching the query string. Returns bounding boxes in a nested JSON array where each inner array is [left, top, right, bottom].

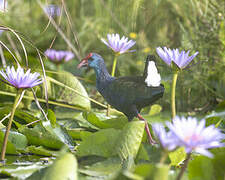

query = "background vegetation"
[[0, 0, 224, 179]]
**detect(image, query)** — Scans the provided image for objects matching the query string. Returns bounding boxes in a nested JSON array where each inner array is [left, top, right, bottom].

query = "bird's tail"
[[143, 55, 161, 87], [143, 55, 156, 79]]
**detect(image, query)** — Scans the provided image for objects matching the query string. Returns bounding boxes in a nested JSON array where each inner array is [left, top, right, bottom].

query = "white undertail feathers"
[[145, 61, 161, 87]]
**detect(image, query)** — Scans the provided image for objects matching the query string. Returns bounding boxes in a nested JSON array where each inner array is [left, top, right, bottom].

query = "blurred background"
[[0, 0, 224, 114]]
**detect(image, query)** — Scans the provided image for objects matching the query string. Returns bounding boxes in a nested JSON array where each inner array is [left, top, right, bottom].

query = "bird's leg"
[[137, 114, 156, 145]]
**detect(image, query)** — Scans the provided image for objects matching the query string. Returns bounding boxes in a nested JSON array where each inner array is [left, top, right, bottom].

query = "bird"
[[77, 53, 164, 144]]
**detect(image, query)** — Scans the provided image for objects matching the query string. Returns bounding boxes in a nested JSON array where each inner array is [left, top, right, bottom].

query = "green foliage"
[[27, 153, 78, 180], [26, 146, 59, 157], [0, 0, 224, 179], [0, 163, 49, 179], [76, 128, 119, 157], [134, 163, 170, 180], [169, 147, 186, 166], [0, 131, 18, 154], [83, 111, 128, 129], [44, 72, 91, 111], [116, 121, 145, 160], [79, 157, 122, 177], [187, 148, 225, 180], [19, 125, 65, 150]]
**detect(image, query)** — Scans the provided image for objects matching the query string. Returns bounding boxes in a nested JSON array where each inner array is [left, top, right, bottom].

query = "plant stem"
[[56, 64, 60, 71], [176, 153, 191, 180], [171, 71, 178, 120], [107, 55, 118, 116], [111, 55, 118, 77], [159, 151, 168, 164], [1, 91, 22, 161]]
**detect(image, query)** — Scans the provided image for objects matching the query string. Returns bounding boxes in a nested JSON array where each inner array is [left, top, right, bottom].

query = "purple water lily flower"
[[156, 47, 198, 69], [167, 116, 225, 158], [101, 34, 136, 54], [44, 4, 61, 17], [152, 123, 178, 151], [45, 49, 75, 64], [0, 66, 43, 89]]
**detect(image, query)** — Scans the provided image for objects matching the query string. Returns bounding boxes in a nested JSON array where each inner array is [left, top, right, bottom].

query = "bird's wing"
[[106, 76, 164, 106]]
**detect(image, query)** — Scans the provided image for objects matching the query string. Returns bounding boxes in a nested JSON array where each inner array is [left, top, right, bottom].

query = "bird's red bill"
[[77, 59, 88, 69], [77, 53, 92, 69]]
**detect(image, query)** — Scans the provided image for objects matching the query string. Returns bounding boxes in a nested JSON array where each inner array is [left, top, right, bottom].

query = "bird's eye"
[[88, 57, 94, 61], [87, 53, 92, 59]]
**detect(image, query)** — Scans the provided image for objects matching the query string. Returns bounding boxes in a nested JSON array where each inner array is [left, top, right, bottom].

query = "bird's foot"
[[147, 135, 157, 145], [145, 121, 157, 145], [137, 114, 157, 145]]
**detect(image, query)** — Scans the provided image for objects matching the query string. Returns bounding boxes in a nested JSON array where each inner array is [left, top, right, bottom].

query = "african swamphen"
[[78, 53, 164, 144]]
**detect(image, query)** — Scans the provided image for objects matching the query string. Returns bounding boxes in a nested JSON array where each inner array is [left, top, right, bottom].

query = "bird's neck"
[[94, 61, 114, 86]]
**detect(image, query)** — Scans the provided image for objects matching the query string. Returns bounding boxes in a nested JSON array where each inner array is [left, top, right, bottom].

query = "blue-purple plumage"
[[78, 53, 164, 121], [78, 53, 164, 144]]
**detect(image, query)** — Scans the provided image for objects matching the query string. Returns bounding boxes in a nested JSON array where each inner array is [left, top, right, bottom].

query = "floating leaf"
[[144, 112, 171, 124], [83, 111, 128, 129], [0, 129, 27, 155], [82, 111, 110, 129], [76, 128, 120, 157], [43, 153, 78, 180], [42, 119, 75, 149], [103, 116, 128, 129], [149, 104, 162, 116], [26, 146, 59, 157], [79, 157, 122, 177], [47, 109, 56, 128], [0, 163, 48, 179], [136, 144, 150, 161], [144, 144, 162, 163], [7, 130, 27, 150], [27, 153, 78, 180], [19, 125, 64, 149], [134, 163, 170, 180], [46, 72, 91, 110], [0, 131, 17, 155], [188, 148, 225, 180], [116, 121, 145, 160], [188, 156, 213, 180], [169, 147, 186, 166], [211, 148, 225, 179], [67, 128, 92, 140]]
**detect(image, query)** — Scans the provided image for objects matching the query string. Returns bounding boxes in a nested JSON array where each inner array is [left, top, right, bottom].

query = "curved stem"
[[107, 55, 118, 116], [176, 153, 191, 180], [171, 71, 178, 120], [1, 90, 22, 161]]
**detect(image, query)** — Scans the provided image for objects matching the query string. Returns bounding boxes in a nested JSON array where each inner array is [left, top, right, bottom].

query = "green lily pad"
[[19, 125, 64, 150], [27, 153, 78, 180], [46, 72, 91, 110], [76, 128, 120, 157], [26, 146, 59, 157], [116, 121, 145, 160], [0, 163, 48, 179], [83, 111, 128, 129], [79, 157, 122, 177], [169, 147, 186, 166], [0, 131, 17, 155]]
